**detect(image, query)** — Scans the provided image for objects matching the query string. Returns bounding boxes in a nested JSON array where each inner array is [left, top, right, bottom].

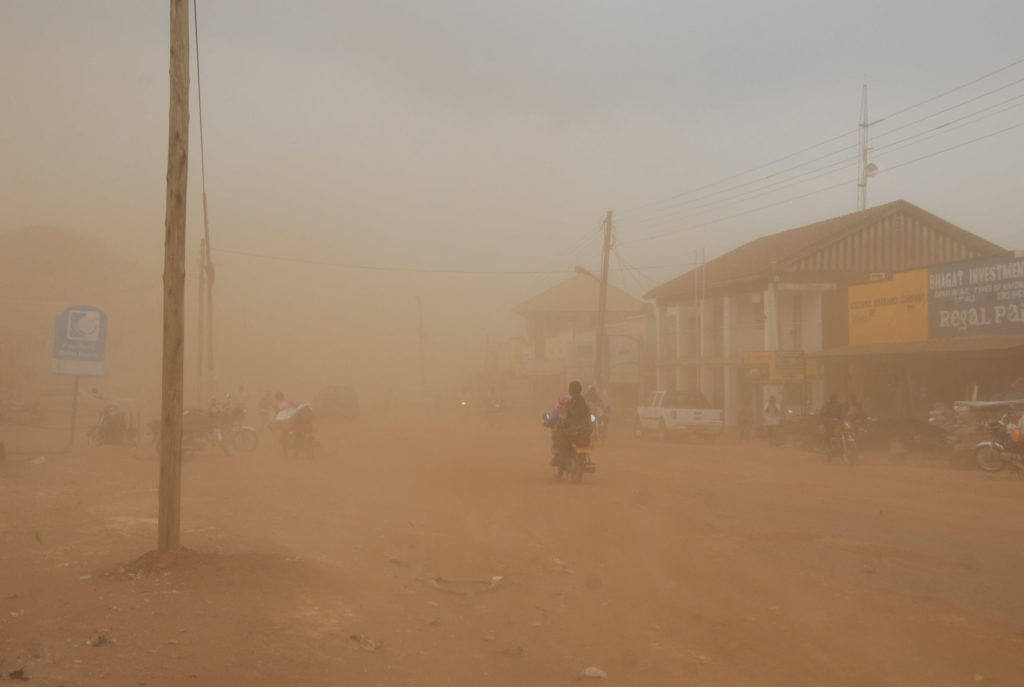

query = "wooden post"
[[158, 0, 190, 552], [69, 376, 80, 446], [594, 211, 613, 393]]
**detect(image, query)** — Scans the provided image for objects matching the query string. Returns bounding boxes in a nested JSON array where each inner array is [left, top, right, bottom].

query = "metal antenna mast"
[[857, 83, 870, 210]]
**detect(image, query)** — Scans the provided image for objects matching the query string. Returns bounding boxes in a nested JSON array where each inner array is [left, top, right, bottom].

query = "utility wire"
[[192, 0, 208, 197], [620, 94, 1024, 235], [621, 85, 1024, 227], [617, 57, 1024, 219], [873, 57, 1024, 125], [878, 119, 1024, 175], [620, 115, 1024, 245], [213, 247, 691, 276]]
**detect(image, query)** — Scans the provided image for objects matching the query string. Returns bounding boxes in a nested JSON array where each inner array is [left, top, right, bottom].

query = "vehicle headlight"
[[590, 414, 597, 422]]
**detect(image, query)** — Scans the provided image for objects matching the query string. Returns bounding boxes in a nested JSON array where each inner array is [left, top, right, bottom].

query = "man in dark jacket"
[[550, 381, 592, 466]]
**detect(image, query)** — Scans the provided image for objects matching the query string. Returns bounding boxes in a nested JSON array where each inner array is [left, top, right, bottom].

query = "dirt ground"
[[2, 418, 1024, 687]]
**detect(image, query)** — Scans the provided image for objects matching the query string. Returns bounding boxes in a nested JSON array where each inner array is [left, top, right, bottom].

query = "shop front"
[[820, 253, 1024, 417]]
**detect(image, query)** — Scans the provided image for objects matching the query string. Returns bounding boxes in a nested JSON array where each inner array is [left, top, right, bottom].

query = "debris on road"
[[349, 634, 382, 652], [29, 456, 46, 465], [429, 575, 503, 595], [8, 668, 29, 680], [580, 666, 607, 679], [87, 634, 110, 647]]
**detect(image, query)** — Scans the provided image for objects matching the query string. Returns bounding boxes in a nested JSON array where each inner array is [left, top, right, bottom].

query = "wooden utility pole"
[[594, 211, 613, 393], [158, 0, 190, 552], [417, 296, 426, 390], [196, 237, 206, 405]]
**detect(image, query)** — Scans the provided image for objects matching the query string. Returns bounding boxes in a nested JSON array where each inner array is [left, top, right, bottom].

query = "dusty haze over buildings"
[[1, 0, 1022, 395]]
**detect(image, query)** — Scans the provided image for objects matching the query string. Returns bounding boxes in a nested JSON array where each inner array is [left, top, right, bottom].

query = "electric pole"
[[194, 1, 215, 400], [594, 211, 613, 394], [196, 237, 205, 405], [417, 296, 426, 391], [857, 83, 869, 211], [158, 0, 190, 552]]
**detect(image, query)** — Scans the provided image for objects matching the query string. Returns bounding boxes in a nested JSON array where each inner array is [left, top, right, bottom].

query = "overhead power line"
[[213, 247, 691, 276], [617, 56, 1024, 219], [619, 115, 1024, 246], [619, 92, 1024, 235]]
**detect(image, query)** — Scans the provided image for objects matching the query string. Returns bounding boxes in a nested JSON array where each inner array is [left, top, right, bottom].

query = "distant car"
[[316, 386, 360, 422], [635, 390, 724, 440]]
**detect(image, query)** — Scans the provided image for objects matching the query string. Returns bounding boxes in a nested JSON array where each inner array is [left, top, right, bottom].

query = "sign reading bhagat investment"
[[929, 255, 1024, 338]]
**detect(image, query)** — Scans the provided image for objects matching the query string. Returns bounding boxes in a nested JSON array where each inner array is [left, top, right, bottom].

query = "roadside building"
[[644, 200, 1006, 425], [512, 273, 650, 410], [820, 251, 1024, 416]]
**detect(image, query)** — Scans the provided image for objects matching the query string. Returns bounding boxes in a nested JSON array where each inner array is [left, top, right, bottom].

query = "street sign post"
[[52, 306, 107, 444]]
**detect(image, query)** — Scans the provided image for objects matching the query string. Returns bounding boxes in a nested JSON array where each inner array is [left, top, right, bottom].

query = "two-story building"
[[644, 200, 1005, 425], [512, 273, 649, 409]]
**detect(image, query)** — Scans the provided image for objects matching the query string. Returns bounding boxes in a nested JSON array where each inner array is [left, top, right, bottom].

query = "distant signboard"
[[929, 255, 1024, 338], [848, 269, 929, 345], [742, 350, 805, 384], [52, 306, 107, 377]]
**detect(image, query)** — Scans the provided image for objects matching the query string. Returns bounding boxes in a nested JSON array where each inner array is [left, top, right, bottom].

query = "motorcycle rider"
[[274, 391, 296, 416], [819, 393, 847, 452], [547, 381, 592, 467]]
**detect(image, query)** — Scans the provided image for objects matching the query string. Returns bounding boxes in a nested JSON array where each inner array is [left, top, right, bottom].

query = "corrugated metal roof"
[[644, 200, 1005, 301], [514, 274, 645, 316]]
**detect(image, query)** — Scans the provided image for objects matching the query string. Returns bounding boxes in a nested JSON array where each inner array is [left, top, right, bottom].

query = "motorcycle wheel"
[[232, 428, 259, 453], [570, 454, 585, 483], [843, 437, 858, 465], [974, 446, 1004, 473]]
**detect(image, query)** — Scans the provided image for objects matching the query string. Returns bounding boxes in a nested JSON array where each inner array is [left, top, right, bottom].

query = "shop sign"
[[848, 269, 929, 345], [929, 255, 1024, 338], [742, 350, 806, 383]]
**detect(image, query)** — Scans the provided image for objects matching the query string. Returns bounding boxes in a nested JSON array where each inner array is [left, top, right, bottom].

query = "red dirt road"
[[2, 421, 1024, 686]]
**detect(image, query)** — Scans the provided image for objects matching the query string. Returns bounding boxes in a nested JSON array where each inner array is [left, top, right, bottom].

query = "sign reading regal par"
[[52, 306, 107, 377]]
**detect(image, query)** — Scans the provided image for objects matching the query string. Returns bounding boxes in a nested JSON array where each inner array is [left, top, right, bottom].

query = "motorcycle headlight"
[[590, 414, 596, 423]]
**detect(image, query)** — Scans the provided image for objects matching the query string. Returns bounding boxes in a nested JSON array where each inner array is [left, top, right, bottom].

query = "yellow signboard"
[[848, 269, 929, 345]]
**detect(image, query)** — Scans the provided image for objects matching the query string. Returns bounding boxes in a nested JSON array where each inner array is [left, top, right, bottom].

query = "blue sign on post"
[[928, 255, 1024, 338], [52, 305, 107, 377]]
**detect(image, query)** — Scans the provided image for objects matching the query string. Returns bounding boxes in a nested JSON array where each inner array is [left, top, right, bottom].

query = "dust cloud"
[[4, 2, 1024, 686]]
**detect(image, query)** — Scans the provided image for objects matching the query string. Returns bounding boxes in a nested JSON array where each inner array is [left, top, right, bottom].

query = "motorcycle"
[[222, 399, 259, 453], [973, 413, 1024, 475], [278, 403, 317, 459], [591, 407, 608, 446], [147, 407, 233, 456], [484, 400, 504, 426], [87, 404, 127, 446], [543, 412, 597, 483], [824, 418, 858, 465]]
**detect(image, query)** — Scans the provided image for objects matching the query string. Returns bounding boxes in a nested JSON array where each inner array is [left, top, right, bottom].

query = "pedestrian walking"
[[763, 396, 782, 447]]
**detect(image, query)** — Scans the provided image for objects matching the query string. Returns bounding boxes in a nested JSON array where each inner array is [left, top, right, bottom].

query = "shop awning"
[[809, 335, 1024, 359]]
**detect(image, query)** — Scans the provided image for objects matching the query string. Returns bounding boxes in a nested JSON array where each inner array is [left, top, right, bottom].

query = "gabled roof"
[[644, 200, 1005, 301], [515, 274, 645, 316]]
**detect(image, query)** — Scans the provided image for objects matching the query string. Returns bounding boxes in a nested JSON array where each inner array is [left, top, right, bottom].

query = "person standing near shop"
[[763, 395, 783, 446]]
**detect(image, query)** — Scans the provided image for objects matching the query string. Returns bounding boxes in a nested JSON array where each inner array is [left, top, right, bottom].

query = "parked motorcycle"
[[973, 414, 1024, 475], [147, 407, 232, 456], [222, 399, 259, 453]]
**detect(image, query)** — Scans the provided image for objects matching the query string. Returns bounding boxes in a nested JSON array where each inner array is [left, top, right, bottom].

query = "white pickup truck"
[[635, 390, 724, 440]]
